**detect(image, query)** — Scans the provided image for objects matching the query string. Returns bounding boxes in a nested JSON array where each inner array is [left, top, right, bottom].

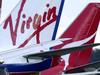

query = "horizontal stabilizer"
[[63, 71, 100, 75], [23, 43, 100, 59], [65, 60, 100, 73]]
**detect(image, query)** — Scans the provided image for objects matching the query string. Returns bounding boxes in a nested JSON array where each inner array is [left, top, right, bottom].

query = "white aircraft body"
[[0, 0, 64, 64]]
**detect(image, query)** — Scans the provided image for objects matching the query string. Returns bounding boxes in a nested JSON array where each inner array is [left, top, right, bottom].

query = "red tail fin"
[[52, 3, 100, 69], [66, 3, 100, 69]]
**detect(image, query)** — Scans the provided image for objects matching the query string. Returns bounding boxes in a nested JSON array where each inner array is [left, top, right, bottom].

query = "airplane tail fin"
[[51, 3, 100, 69], [0, 0, 64, 51], [66, 3, 100, 69]]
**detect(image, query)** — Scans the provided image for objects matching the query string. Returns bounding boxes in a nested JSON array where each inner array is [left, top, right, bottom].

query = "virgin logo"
[[2, 0, 57, 48]]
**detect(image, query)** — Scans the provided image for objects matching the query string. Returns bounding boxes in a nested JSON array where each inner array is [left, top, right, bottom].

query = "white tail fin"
[[0, 0, 64, 51]]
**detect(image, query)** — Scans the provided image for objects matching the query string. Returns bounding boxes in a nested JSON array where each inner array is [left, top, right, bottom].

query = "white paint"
[[62, 33, 96, 48], [0, 0, 62, 52], [0, 38, 72, 63]]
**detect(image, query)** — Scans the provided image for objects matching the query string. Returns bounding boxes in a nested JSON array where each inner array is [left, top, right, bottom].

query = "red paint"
[[26, 16, 32, 29], [3, 0, 57, 47], [43, 12, 47, 22], [51, 3, 100, 70], [33, 14, 41, 30], [47, 7, 57, 21], [67, 3, 100, 69], [18, 17, 56, 48]]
